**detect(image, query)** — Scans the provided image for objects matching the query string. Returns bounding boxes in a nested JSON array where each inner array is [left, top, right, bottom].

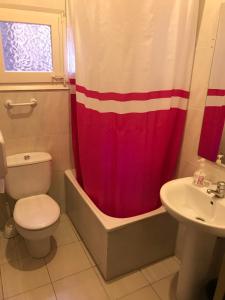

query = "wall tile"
[[0, 90, 72, 218], [188, 45, 215, 110], [178, 0, 225, 181], [179, 108, 204, 164], [176, 0, 225, 264], [33, 133, 73, 172]]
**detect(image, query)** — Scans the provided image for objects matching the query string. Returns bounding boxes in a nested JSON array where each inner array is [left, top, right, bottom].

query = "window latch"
[[52, 75, 66, 86]]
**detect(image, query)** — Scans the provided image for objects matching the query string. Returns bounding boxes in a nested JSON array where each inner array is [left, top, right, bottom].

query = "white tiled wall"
[[176, 0, 225, 261], [0, 0, 65, 11], [0, 1, 69, 228], [177, 0, 225, 182], [0, 90, 73, 219]]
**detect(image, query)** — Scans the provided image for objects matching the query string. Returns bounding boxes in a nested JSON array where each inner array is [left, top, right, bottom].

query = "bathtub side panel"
[[106, 212, 178, 280], [65, 176, 108, 277]]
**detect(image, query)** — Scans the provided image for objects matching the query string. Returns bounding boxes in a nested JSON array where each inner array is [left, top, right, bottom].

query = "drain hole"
[[196, 217, 205, 222]]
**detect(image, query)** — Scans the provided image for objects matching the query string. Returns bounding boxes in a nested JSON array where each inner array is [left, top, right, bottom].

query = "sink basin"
[[160, 177, 225, 237], [160, 177, 225, 300]]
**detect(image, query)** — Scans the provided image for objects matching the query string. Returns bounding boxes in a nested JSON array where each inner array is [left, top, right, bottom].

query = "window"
[[0, 8, 64, 84], [0, 22, 53, 72]]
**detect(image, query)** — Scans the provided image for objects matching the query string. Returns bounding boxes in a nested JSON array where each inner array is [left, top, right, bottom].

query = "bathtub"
[[65, 169, 178, 280]]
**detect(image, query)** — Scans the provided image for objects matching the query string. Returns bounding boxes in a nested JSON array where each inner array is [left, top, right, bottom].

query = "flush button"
[[24, 154, 30, 160]]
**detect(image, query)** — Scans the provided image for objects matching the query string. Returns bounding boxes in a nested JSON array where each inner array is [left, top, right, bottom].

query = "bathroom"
[[0, 0, 225, 299]]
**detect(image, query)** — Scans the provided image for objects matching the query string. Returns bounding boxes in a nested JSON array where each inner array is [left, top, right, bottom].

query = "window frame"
[[0, 7, 65, 84]]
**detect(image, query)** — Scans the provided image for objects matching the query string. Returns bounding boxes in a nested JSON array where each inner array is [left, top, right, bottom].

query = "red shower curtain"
[[68, 0, 198, 217]]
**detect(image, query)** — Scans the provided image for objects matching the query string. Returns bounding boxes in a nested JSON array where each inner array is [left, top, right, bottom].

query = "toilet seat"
[[13, 194, 60, 230]]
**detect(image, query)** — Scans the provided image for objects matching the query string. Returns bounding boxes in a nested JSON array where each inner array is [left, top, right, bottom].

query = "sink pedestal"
[[176, 226, 217, 300]]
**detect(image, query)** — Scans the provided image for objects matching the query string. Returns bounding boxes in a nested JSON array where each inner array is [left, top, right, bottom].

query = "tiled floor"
[[0, 214, 180, 300]]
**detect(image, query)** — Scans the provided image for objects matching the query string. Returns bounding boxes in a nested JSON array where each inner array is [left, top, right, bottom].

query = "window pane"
[[0, 22, 53, 72]]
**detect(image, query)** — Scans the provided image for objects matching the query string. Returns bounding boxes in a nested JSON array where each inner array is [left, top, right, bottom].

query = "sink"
[[160, 177, 225, 300], [160, 177, 225, 237]]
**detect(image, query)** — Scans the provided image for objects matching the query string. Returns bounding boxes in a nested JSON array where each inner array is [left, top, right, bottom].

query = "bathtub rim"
[[65, 169, 166, 231]]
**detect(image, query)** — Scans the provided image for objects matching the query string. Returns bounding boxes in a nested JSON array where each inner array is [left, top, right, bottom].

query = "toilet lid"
[[14, 194, 60, 230]]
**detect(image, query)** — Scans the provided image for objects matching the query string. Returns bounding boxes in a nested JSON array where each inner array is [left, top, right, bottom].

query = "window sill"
[[0, 84, 70, 92]]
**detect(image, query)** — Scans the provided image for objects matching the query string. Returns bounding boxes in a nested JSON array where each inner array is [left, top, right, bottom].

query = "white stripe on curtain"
[[76, 93, 188, 113]]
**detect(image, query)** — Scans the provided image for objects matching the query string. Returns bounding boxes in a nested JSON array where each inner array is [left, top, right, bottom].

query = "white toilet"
[[5, 152, 60, 258]]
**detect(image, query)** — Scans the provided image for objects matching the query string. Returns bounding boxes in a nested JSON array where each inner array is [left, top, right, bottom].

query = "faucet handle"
[[217, 181, 225, 190]]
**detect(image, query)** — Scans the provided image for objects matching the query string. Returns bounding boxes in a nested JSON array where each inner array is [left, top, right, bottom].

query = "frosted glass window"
[[0, 22, 53, 72]]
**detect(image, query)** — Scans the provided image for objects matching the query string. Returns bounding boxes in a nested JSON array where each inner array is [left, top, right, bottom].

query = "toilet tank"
[[6, 152, 52, 200]]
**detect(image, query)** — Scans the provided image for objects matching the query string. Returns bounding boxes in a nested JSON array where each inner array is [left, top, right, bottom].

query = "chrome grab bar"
[[4, 99, 38, 109]]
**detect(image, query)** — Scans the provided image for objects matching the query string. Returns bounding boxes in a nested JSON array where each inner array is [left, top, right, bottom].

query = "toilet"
[[5, 152, 60, 258]]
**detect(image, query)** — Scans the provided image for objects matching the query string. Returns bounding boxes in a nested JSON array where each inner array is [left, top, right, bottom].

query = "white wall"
[[177, 0, 225, 182], [0, 0, 72, 228], [0, 90, 73, 226], [176, 0, 225, 267], [0, 0, 65, 11]]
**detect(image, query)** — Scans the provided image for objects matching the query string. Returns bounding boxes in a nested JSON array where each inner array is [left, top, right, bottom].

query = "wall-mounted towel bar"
[[4, 99, 38, 109]]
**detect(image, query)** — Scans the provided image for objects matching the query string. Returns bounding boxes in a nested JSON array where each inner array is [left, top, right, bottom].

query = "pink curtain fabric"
[[68, 1, 198, 217]]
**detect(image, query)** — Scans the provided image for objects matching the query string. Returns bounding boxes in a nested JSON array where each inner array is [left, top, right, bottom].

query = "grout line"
[[150, 273, 179, 300], [66, 218, 97, 267], [141, 270, 179, 286], [44, 217, 88, 299], [0, 235, 32, 267], [50, 266, 94, 284], [61, 214, 81, 240], [140, 257, 180, 285], [44, 261, 58, 300], [116, 284, 157, 300], [92, 267, 111, 300], [93, 267, 151, 300], [79, 242, 96, 267], [0, 266, 4, 300], [3, 283, 53, 300], [151, 283, 165, 300], [115, 280, 150, 300], [60, 214, 81, 240], [51, 238, 80, 250]]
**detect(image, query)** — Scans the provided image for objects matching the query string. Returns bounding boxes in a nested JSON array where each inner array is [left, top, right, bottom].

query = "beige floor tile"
[[152, 274, 178, 300], [80, 241, 96, 267], [53, 218, 79, 247], [120, 286, 160, 300], [53, 268, 109, 300], [141, 257, 180, 284], [0, 272, 3, 300], [1, 257, 50, 298], [45, 242, 91, 282], [7, 284, 56, 300], [95, 267, 148, 299], [59, 213, 71, 224], [60, 214, 81, 240], [0, 234, 17, 264], [0, 233, 29, 265]]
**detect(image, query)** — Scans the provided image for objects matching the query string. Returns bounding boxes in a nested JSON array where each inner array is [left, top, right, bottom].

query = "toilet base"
[[15, 218, 59, 258], [25, 237, 51, 258]]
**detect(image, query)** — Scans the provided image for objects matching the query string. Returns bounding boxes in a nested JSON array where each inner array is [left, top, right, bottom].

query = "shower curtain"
[[68, 0, 198, 217]]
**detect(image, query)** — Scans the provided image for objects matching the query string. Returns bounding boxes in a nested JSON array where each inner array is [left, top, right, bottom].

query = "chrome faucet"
[[207, 181, 225, 198]]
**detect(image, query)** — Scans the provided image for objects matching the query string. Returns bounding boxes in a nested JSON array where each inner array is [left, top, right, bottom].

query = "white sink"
[[160, 177, 225, 237], [160, 177, 225, 300]]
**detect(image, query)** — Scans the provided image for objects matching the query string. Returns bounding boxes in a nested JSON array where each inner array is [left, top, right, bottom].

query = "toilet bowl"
[[14, 194, 60, 258], [5, 152, 60, 258]]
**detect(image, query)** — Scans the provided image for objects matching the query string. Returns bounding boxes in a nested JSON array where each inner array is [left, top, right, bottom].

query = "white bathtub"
[[65, 169, 178, 280]]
